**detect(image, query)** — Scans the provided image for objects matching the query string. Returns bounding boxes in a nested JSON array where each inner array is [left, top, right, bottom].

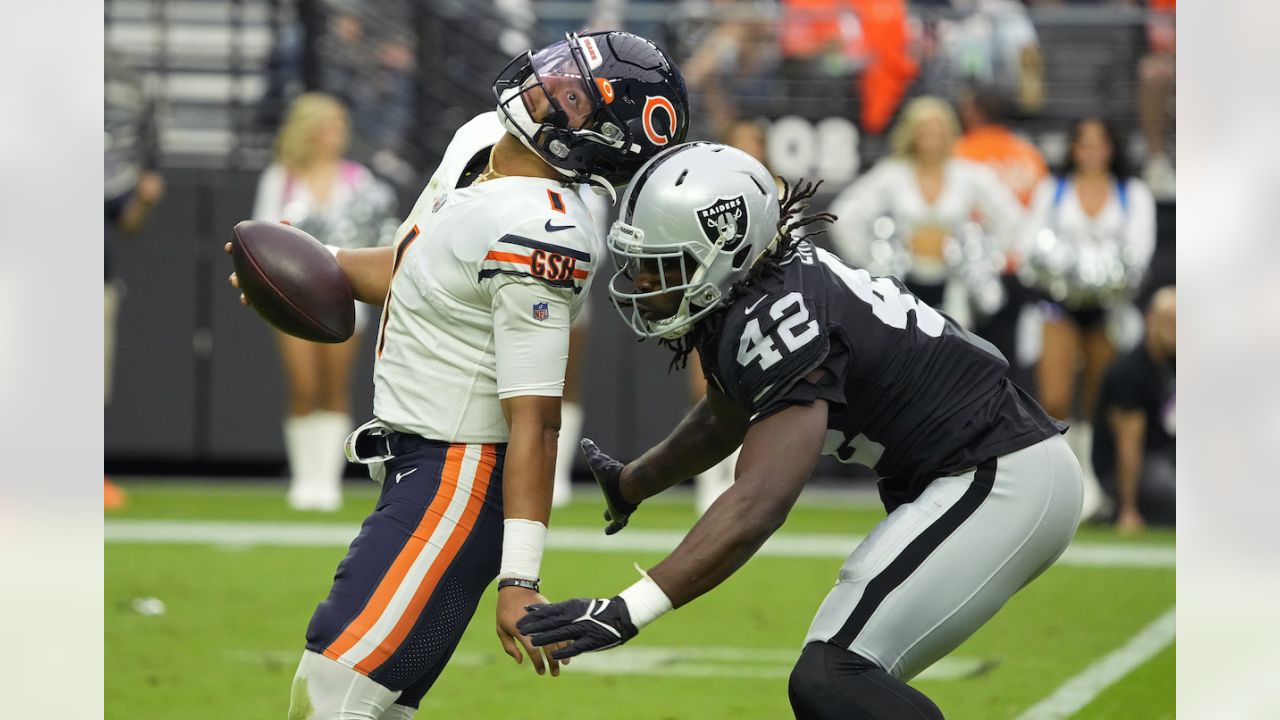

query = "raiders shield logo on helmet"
[[695, 195, 749, 251]]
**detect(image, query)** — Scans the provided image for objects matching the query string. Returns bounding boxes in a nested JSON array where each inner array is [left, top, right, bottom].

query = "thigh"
[[1037, 312, 1082, 416], [316, 333, 362, 406], [306, 441, 504, 694], [805, 436, 1083, 680], [276, 330, 322, 398], [1079, 327, 1117, 416]]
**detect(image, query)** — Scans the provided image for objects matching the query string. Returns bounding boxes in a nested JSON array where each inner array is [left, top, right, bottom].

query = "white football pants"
[[804, 434, 1083, 680]]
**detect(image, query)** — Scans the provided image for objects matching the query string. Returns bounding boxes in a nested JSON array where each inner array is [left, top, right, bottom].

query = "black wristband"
[[603, 468, 639, 514], [497, 577, 540, 593]]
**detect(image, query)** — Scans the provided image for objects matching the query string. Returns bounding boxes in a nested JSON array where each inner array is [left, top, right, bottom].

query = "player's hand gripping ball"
[[229, 220, 355, 343]]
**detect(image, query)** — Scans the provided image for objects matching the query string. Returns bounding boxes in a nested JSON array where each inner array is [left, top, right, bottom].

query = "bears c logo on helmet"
[[642, 96, 678, 147]]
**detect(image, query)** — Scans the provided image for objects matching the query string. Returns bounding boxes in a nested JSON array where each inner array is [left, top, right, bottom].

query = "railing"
[[105, 0, 1173, 188]]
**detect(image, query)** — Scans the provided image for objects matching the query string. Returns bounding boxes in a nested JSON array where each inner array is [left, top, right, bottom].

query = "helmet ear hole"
[[732, 244, 753, 270]]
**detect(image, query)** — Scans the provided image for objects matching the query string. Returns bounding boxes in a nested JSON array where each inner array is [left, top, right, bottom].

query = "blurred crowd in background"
[[105, 0, 1176, 532]]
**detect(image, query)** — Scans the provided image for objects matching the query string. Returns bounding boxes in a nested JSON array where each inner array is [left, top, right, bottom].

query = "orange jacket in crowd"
[[780, 0, 918, 134], [1148, 0, 1175, 52], [954, 125, 1048, 208]]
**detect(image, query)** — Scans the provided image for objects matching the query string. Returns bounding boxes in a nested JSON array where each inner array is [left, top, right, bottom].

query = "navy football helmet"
[[493, 31, 689, 194]]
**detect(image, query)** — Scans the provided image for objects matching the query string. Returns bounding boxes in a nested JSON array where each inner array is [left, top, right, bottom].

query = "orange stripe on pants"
[[353, 444, 498, 674], [321, 444, 468, 662]]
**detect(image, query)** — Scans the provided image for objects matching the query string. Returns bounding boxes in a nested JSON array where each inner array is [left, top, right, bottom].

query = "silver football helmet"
[[607, 142, 780, 339]]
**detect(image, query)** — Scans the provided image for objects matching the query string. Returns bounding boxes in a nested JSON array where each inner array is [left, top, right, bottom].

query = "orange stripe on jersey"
[[547, 189, 566, 213], [484, 251, 532, 265], [573, 268, 588, 280], [353, 444, 498, 674], [377, 225, 419, 358], [321, 443, 467, 664]]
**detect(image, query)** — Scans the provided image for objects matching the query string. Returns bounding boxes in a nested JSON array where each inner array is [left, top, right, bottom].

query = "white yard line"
[[228, 646, 989, 682], [105, 520, 1174, 568], [1013, 607, 1176, 719], [106, 479, 884, 508]]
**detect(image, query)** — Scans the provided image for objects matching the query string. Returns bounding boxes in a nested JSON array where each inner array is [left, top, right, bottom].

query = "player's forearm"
[[501, 409, 559, 526], [647, 483, 791, 608], [335, 246, 395, 305], [623, 398, 742, 503], [495, 396, 561, 586], [642, 401, 824, 608]]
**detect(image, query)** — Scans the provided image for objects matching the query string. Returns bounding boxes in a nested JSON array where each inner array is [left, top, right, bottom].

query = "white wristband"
[[498, 518, 547, 582], [618, 571, 673, 629], [325, 244, 341, 259]]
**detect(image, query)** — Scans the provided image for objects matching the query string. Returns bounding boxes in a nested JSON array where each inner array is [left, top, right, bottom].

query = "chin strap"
[[583, 174, 618, 202], [651, 301, 695, 340]]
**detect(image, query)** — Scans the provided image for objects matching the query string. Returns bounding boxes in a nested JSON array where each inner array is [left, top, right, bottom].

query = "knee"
[[789, 643, 944, 720], [290, 650, 398, 720], [788, 642, 877, 713], [788, 642, 829, 709], [318, 383, 351, 414]]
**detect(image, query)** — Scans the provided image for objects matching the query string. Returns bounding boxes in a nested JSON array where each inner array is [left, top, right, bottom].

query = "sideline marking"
[[106, 520, 1174, 568], [1013, 607, 1176, 719]]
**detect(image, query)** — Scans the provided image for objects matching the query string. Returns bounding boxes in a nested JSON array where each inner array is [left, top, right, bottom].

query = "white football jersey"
[[373, 113, 601, 443]]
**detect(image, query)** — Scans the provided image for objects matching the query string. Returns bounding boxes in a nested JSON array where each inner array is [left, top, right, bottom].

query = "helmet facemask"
[[604, 142, 782, 341], [494, 33, 646, 198], [606, 220, 732, 340]]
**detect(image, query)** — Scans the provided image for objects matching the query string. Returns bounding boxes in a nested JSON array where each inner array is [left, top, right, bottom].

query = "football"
[[230, 220, 355, 343]]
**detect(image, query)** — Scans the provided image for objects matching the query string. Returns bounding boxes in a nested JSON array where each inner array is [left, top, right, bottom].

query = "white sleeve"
[[971, 163, 1026, 254], [827, 163, 893, 267], [251, 164, 287, 221], [1123, 178, 1157, 280], [492, 280, 573, 399]]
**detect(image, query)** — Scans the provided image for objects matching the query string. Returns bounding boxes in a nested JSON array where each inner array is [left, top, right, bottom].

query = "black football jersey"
[[698, 241, 1065, 506]]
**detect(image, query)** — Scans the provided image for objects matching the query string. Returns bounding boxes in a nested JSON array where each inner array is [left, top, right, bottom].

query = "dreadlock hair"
[[657, 177, 837, 372]]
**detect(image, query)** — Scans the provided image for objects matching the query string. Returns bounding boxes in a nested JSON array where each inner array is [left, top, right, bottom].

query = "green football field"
[[105, 481, 1174, 720]]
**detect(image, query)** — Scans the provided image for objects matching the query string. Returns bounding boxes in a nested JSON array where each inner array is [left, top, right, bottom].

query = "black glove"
[[518, 596, 638, 660], [581, 438, 637, 535]]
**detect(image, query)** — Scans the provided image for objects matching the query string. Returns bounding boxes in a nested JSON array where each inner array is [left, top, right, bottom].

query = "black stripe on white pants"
[[804, 435, 1083, 680]]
